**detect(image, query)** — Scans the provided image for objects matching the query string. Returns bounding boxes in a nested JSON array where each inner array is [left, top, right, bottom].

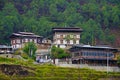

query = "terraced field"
[[0, 57, 120, 80]]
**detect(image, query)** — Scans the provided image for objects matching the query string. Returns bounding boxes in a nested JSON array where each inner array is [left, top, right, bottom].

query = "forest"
[[0, 0, 120, 46]]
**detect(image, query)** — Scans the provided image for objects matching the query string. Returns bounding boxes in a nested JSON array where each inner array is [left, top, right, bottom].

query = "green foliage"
[[23, 42, 37, 60], [0, 72, 10, 80], [64, 34, 72, 41], [0, 0, 120, 45], [117, 56, 120, 66], [51, 46, 70, 59], [80, 19, 105, 45], [0, 57, 120, 80]]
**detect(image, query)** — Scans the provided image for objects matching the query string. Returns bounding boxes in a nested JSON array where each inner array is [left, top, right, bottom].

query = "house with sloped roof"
[[69, 45, 119, 66], [52, 27, 83, 48], [9, 32, 43, 49], [0, 45, 13, 54]]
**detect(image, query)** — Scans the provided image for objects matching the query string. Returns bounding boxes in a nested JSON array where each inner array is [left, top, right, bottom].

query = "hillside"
[[0, 57, 120, 80], [0, 0, 120, 46], [110, 28, 120, 47]]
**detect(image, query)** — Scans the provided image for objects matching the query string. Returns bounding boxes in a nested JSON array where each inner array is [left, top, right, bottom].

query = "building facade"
[[36, 42, 51, 63], [0, 45, 13, 54], [69, 45, 118, 66], [10, 32, 42, 49], [52, 27, 82, 48]]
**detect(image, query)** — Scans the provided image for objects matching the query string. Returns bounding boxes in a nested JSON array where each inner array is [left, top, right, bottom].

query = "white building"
[[10, 32, 42, 49], [52, 27, 83, 48]]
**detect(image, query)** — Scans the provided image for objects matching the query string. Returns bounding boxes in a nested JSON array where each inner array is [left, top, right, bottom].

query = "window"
[[109, 53, 114, 57], [38, 39, 41, 43], [74, 35, 76, 38], [25, 38, 28, 42], [76, 40, 79, 44], [34, 39, 37, 43], [63, 40, 66, 44], [76, 35, 80, 38], [30, 39, 33, 42], [70, 35, 73, 38], [57, 35, 60, 38], [60, 35, 63, 38], [16, 39, 20, 43], [57, 40, 60, 44], [63, 35, 66, 38], [70, 40, 73, 44], [13, 40, 15, 43]]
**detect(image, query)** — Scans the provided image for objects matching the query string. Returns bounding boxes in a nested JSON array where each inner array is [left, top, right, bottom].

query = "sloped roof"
[[10, 32, 42, 38], [52, 27, 83, 32], [0, 45, 12, 48], [70, 45, 118, 51]]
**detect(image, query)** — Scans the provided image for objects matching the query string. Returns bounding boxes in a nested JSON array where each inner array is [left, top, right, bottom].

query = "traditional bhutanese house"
[[69, 45, 119, 66], [9, 32, 43, 49], [52, 27, 83, 48], [36, 39, 51, 62], [0, 45, 13, 54]]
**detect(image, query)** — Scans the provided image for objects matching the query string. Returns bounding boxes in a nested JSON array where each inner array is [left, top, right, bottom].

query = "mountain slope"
[[0, 0, 120, 46]]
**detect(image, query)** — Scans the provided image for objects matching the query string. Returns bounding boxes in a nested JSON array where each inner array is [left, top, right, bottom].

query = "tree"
[[23, 42, 37, 60], [80, 19, 105, 45], [0, 0, 119, 46], [104, 28, 115, 44], [51, 46, 70, 64], [117, 56, 120, 67]]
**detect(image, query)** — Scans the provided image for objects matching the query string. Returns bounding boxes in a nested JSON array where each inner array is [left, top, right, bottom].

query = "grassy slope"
[[0, 57, 120, 80]]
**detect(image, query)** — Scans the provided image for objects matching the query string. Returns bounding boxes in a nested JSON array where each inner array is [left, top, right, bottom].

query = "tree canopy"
[[51, 46, 70, 59], [0, 0, 120, 46], [23, 42, 37, 60]]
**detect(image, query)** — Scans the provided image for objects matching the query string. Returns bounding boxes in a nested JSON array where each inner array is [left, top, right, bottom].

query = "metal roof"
[[70, 45, 118, 51], [0, 45, 12, 48], [19, 32, 34, 35], [10, 32, 42, 38]]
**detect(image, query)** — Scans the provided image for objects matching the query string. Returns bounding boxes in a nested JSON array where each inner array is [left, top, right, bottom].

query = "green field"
[[0, 57, 120, 80]]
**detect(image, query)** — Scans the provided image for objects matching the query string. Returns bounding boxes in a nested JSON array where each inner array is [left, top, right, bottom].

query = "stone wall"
[[57, 63, 120, 72]]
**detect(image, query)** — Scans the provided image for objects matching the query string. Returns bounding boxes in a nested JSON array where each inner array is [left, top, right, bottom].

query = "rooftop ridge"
[[18, 32, 34, 35], [52, 27, 83, 32], [10, 32, 42, 38], [52, 27, 81, 29]]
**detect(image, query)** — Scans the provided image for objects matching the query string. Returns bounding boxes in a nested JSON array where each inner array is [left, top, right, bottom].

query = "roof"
[[19, 32, 34, 35], [10, 32, 42, 38], [0, 45, 12, 48], [70, 45, 118, 51], [52, 27, 83, 32]]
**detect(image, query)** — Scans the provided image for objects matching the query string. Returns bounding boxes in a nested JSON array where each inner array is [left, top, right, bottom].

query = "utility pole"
[[107, 49, 109, 74]]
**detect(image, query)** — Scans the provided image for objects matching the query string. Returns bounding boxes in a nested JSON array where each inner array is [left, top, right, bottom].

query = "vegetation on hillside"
[[51, 46, 70, 59], [117, 56, 120, 67], [0, 0, 120, 46], [51, 46, 70, 63], [23, 42, 37, 60], [0, 57, 120, 80]]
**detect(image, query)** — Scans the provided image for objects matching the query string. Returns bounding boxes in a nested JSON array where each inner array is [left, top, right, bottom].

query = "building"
[[52, 27, 83, 48], [0, 45, 13, 54], [42, 38, 52, 44], [10, 32, 43, 49], [36, 41, 51, 63], [69, 45, 119, 66]]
